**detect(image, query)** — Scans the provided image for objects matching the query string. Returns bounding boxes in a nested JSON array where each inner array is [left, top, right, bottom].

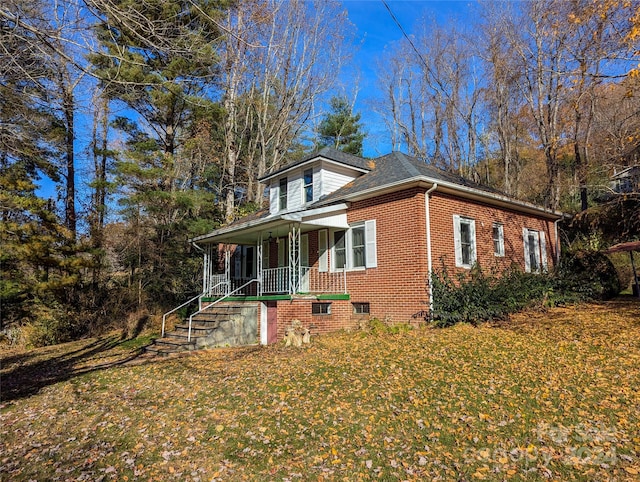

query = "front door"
[[300, 233, 309, 292]]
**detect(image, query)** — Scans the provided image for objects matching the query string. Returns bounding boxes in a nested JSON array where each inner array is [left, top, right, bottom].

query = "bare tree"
[[375, 18, 483, 177], [496, 0, 573, 209], [218, 0, 354, 220]]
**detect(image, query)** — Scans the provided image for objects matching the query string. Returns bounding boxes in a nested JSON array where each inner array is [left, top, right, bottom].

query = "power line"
[[379, 0, 464, 121], [380, 0, 430, 72]]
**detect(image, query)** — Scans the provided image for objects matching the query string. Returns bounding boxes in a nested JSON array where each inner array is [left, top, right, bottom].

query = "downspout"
[[190, 241, 204, 252], [425, 183, 438, 317]]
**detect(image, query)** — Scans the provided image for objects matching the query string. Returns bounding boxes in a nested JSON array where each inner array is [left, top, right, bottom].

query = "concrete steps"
[[145, 305, 246, 356]]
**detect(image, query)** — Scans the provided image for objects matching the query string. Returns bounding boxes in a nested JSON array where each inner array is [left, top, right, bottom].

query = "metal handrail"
[[161, 281, 228, 337], [186, 278, 258, 342], [162, 293, 203, 338]]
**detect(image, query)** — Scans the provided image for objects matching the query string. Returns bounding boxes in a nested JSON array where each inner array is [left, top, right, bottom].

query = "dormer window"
[[279, 177, 287, 211], [303, 169, 313, 203]]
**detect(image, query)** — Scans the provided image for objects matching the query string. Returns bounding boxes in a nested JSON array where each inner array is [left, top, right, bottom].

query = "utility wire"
[[380, 0, 430, 72], [379, 0, 467, 122]]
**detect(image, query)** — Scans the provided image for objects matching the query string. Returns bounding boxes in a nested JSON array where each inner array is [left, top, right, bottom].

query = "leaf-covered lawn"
[[2, 299, 640, 481]]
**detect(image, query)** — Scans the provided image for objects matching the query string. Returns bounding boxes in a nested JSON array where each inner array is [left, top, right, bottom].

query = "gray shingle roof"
[[194, 150, 560, 242], [310, 151, 503, 207], [259, 146, 372, 181]]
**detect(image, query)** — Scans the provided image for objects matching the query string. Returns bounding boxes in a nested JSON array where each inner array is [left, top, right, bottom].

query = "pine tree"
[[316, 96, 365, 156], [0, 0, 87, 342], [88, 0, 229, 306]]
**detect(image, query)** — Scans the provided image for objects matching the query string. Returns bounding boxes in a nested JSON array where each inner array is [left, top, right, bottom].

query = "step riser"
[[154, 339, 195, 348], [173, 330, 213, 338], [175, 320, 226, 328], [147, 304, 248, 355], [191, 314, 236, 322]]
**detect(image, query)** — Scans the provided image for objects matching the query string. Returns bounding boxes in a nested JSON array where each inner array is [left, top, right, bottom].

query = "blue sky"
[[38, 1, 478, 203], [340, 0, 477, 156]]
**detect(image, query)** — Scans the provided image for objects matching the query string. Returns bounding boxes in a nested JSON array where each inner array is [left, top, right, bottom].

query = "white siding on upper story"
[[268, 160, 364, 213], [288, 170, 304, 211], [320, 161, 361, 197]]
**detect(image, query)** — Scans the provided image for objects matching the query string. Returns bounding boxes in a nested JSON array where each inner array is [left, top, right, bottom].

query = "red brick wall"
[[254, 188, 560, 343], [428, 192, 558, 275], [346, 187, 430, 323], [273, 298, 358, 339]]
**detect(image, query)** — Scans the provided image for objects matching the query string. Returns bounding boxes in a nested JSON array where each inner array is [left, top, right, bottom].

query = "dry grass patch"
[[2, 299, 639, 481]]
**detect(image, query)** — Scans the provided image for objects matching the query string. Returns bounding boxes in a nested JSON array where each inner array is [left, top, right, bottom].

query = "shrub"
[[430, 265, 553, 327], [23, 301, 82, 348], [430, 250, 622, 327], [556, 250, 620, 300], [365, 318, 412, 335], [606, 252, 634, 293]]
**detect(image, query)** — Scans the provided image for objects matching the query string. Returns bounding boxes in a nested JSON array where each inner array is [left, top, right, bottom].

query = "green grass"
[[1, 299, 640, 481]]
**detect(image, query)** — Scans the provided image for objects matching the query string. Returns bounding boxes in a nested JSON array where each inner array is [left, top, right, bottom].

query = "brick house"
[[186, 147, 563, 345]]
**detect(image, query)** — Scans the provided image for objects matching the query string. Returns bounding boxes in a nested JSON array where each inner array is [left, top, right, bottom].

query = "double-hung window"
[[493, 223, 505, 257], [351, 225, 366, 268], [303, 169, 313, 203], [523, 228, 547, 273], [453, 215, 476, 268], [279, 178, 287, 211], [332, 221, 377, 271], [334, 230, 346, 269]]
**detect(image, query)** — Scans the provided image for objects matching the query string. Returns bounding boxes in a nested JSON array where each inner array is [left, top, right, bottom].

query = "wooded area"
[[1, 0, 638, 347]]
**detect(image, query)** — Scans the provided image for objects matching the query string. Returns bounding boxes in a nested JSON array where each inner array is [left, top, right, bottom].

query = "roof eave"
[[259, 156, 370, 183], [190, 203, 349, 244], [341, 176, 565, 219]]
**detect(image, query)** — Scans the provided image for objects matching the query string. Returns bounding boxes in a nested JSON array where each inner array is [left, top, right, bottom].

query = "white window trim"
[[351, 224, 366, 269], [493, 223, 505, 257], [302, 168, 313, 204], [453, 215, 476, 269], [332, 229, 347, 271], [523, 228, 548, 273], [330, 220, 377, 271], [540, 231, 548, 270], [279, 177, 288, 211]]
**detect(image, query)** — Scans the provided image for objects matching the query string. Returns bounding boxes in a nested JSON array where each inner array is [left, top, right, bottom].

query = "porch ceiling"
[[192, 204, 349, 246]]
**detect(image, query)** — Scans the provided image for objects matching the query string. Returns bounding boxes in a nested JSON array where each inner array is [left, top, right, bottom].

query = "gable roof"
[[313, 151, 501, 204], [259, 146, 372, 182]]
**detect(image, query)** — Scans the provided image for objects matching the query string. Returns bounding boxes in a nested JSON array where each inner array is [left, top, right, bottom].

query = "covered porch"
[[194, 205, 350, 299]]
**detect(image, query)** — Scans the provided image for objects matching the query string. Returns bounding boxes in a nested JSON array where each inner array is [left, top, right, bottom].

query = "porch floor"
[[201, 293, 351, 302]]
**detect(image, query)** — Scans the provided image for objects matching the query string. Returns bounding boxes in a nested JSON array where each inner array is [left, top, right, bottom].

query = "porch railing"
[[262, 267, 289, 294], [300, 266, 347, 294], [203, 266, 347, 299], [206, 274, 229, 297], [261, 266, 346, 294]]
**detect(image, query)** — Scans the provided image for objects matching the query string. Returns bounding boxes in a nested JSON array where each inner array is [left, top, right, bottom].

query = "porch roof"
[[191, 203, 349, 245]]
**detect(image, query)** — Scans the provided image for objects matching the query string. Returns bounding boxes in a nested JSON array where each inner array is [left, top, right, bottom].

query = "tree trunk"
[[62, 80, 76, 239]]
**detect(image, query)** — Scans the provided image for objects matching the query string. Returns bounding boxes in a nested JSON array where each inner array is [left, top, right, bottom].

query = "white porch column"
[[224, 248, 231, 295], [288, 224, 300, 294], [257, 234, 263, 296], [202, 245, 210, 294]]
